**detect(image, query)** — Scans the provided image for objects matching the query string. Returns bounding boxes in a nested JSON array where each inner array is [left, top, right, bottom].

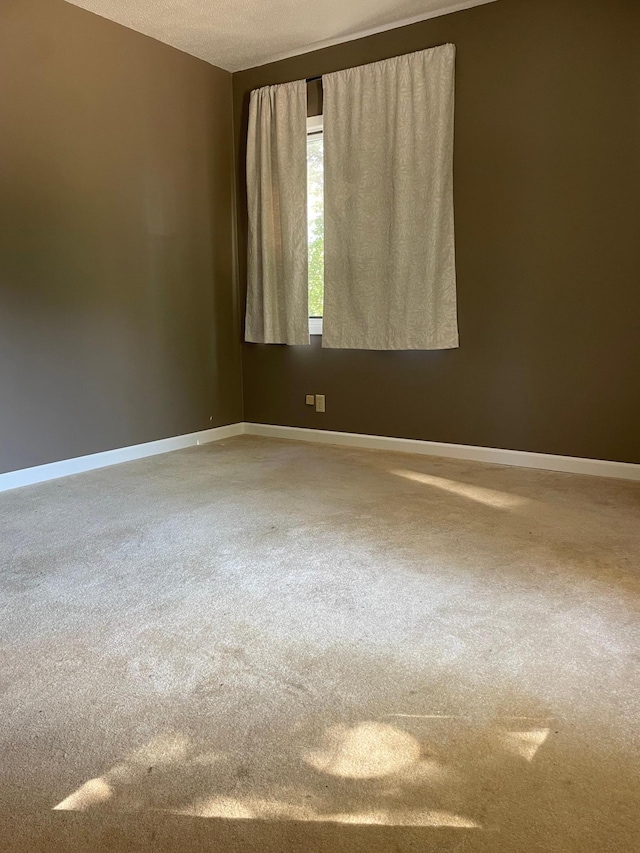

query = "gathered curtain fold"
[[245, 80, 309, 345], [322, 44, 459, 350]]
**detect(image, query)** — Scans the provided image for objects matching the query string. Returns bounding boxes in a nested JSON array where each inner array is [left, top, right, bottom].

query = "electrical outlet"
[[305, 394, 315, 406], [315, 394, 326, 413]]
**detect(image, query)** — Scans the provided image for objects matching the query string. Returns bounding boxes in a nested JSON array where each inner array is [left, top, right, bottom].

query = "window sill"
[[309, 317, 323, 336]]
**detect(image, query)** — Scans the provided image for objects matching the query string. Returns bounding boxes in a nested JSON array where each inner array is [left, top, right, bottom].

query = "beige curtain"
[[245, 81, 309, 345], [322, 45, 459, 350]]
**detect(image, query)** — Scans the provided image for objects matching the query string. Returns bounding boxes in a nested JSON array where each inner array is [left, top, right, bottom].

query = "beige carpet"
[[1, 435, 638, 852]]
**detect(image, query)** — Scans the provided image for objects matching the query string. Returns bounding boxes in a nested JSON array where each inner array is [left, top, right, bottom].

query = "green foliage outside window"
[[307, 133, 324, 318]]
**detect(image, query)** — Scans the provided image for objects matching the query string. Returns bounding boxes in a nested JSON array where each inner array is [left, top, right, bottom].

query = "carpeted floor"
[[1, 435, 638, 852]]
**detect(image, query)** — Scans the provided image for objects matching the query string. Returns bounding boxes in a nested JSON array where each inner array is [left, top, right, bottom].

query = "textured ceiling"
[[64, 0, 497, 72]]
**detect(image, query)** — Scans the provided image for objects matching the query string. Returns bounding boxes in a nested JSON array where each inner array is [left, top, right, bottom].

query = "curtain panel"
[[322, 44, 459, 350], [245, 80, 309, 345]]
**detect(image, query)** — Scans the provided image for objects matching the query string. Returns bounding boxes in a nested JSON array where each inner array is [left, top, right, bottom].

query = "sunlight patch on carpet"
[[391, 469, 528, 509]]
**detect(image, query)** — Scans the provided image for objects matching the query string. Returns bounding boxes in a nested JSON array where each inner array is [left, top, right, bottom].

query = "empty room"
[[1, 0, 638, 851]]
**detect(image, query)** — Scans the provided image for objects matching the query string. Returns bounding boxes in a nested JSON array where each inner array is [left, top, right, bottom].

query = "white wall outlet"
[[305, 394, 315, 406], [315, 394, 326, 413]]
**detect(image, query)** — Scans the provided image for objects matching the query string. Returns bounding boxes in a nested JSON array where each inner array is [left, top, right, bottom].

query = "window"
[[247, 51, 456, 349], [307, 115, 323, 335]]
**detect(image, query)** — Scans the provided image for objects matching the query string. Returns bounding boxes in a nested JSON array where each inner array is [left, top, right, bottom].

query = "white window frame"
[[307, 115, 323, 336]]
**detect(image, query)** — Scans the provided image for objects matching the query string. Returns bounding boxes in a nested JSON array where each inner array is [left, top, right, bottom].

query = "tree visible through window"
[[307, 124, 324, 319]]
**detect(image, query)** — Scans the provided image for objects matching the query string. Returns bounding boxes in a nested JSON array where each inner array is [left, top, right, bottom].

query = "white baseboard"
[[2, 421, 638, 493], [0, 423, 244, 493], [243, 423, 640, 482]]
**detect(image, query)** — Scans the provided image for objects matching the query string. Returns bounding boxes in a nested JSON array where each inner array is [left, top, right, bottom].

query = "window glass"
[[307, 130, 324, 318]]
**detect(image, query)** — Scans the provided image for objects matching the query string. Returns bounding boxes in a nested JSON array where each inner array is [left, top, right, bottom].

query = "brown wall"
[[234, 0, 640, 464], [0, 0, 242, 475]]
